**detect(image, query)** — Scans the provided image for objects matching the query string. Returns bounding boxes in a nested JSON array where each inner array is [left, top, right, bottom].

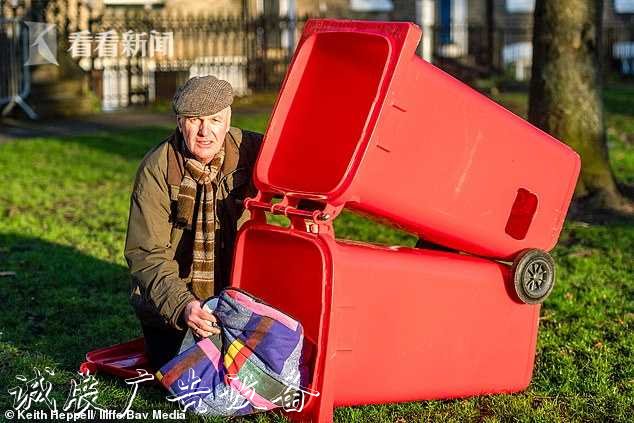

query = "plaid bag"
[[155, 288, 313, 416]]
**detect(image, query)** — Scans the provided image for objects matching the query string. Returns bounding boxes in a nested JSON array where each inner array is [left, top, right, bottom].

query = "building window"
[[437, 0, 468, 57], [615, 0, 634, 13], [439, 0, 452, 44], [437, 0, 468, 49], [104, 0, 165, 5], [350, 0, 394, 12], [613, 41, 634, 74], [503, 42, 533, 80], [506, 0, 535, 13]]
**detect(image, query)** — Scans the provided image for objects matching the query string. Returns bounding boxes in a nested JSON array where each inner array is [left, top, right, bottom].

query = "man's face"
[[178, 106, 231, 164]]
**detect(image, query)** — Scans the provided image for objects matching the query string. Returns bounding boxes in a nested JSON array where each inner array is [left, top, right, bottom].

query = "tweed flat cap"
[[172, 75, 234, 117]]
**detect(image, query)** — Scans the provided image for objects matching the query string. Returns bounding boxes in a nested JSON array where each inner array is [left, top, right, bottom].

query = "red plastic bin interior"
[[230, 221, 541, 422], [255, 19, 581, 260]]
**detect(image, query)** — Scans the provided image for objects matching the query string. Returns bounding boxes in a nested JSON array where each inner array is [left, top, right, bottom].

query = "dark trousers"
[[140, 322, 187, 370]]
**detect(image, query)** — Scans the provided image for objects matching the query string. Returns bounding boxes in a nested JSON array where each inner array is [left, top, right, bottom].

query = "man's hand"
[[182, 299, 221, 338]]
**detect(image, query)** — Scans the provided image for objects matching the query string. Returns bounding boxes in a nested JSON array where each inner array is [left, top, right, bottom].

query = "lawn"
[[0, 85, 632, 422]]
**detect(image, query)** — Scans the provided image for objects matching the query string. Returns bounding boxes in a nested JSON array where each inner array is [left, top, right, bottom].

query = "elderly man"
[[124, 76, 263, 368]]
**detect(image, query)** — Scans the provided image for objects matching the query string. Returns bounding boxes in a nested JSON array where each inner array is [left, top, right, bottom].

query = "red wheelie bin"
[[256, 19, 581, 260], [230, 204, 542, 423], [79, 203, 547, 421]]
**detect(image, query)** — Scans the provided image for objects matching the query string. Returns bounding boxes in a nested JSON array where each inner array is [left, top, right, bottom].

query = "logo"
[[24, 21, 58, 66]]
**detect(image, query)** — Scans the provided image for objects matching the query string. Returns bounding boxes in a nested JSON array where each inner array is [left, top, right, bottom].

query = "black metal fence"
[[604, 25, 634, 77], [430, 24, 634, 83], [0, 17, 38, 118], [4, 0, 631, 112], [85, 10, 310, 110], [87, 14, 633, 110]]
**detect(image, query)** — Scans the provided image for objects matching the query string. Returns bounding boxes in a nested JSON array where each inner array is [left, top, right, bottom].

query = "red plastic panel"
[[79, 337, 155, 381], [506, 188, 539, 240], [255, 19, 580, 259], [231, 223, 541, 422]]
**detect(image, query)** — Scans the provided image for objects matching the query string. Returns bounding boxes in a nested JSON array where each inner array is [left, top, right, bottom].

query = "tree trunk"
[[528, 0, 632, 212]]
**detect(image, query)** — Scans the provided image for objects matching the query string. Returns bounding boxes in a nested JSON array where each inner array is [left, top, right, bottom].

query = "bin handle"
[[243, 193, 336, 235], [244, 198, 328, 221]]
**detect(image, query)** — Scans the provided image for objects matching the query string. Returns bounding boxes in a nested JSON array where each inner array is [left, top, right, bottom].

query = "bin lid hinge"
[[244, 198, 337, 235]]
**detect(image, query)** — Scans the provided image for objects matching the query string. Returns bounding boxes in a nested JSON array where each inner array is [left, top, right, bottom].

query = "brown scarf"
[[173, 134, 225, 300]]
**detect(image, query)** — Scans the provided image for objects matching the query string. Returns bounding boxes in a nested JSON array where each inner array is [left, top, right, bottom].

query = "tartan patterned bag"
[[155, 288, 313, 416]]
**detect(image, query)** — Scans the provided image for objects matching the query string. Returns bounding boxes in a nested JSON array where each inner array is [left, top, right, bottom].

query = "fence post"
[[0, 18, 38, 119]]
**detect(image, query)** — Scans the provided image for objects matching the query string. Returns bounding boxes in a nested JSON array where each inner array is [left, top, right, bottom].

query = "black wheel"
[[512, 249, 555, 304]]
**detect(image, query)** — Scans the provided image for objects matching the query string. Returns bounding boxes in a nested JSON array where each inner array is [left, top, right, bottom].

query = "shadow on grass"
[[0, 234, 271, 421], [0, 233, 141, 371], [604, 85, 634, 118], [63, 126, 175, 162], [567, 183, 634, 226]]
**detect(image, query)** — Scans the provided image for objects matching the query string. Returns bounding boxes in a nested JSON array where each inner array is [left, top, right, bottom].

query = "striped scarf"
[[175, 149, 225, 300]]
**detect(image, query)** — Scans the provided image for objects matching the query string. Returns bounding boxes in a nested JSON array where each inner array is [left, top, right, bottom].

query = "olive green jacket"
[[124, 127, 263, 330]]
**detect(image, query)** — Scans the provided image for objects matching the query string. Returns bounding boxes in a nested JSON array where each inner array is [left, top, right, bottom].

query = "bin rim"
[[230, 221, 336, 414]]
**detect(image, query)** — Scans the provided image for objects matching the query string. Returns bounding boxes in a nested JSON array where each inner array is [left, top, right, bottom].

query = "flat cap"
[[172, 75, 234, 117]]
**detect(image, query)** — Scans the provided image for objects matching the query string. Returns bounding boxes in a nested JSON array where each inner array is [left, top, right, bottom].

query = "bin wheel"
[[512, 249, 555, 304]]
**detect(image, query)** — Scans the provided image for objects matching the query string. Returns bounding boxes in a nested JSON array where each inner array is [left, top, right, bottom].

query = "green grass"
[[0, 87, 632, 422]]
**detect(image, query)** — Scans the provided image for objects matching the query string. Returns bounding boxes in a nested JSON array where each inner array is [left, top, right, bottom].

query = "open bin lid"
[[254, 19, 422, 205]]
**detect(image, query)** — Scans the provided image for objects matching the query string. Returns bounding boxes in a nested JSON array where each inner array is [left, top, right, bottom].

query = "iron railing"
[[86, 10, 311, 110], [0, 17, 36, 119]]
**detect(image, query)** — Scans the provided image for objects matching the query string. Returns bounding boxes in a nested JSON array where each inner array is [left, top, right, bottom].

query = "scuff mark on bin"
[[454, 130, 484, 197]]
